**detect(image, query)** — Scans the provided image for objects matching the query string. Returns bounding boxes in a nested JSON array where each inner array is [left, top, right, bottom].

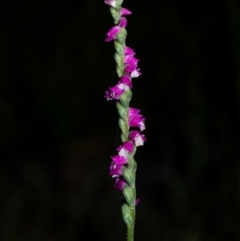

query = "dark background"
[[0, 0, 239, 240]]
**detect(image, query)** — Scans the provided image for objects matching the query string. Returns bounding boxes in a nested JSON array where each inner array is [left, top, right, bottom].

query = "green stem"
[[127, 217, 134, 241], [126, 188, 136, 241], [126, 153, 137, 241], [108, 3, 137, 241]]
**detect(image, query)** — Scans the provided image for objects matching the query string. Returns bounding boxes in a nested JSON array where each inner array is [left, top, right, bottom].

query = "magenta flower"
[[117, 141, 134, 157], [105, 85, 124, 100], [135, 199, 140, 205], [129, 108, 145, 130], [124, 54, 139, 66], [124, 46, 135, 56], [119, 17, 127, 28], [130, 68, 142, 78], [105, 17, 127, 42], [111, 155, 128, 166], [124, 46, 141, 77], [109, 165, 123, 177], [104, 0, 117, 7], [114, 177, 127, 190], [120, 75, 132, 88], [129, 108, 142, 118], [121, 8, 132, 16], [105, 75, 132, 100], [129, 130, 146, 146], [125, 64, 142, 78], [105, 26, 121, 42]]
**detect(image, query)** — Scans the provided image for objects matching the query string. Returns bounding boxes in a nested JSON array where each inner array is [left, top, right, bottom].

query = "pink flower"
[[135, 199, 140, 205], [130, 68, 142, 78], [124, 46, 135, 56], [119, 17, 127, 28], [125, 64, 142, 78], [111, 155, 128, 166], [124, 47, 138, 65], [105, 85, 124, 100], [104, 0, 117, 7], [121, 8, 132, 16], [124, 55, 139, 66], [105, 17, 127, 42], [114, 177, 127, 190], [129, 108, 142, 117], [129, 130, 146, 146], [105, 75, 132, 100], [117, 141, 134, 157], [120, 75, 132, 88], [109, 165, 123, 177], [105, 26, 121, 42], [129, 108, 145, 130], [124, 46, 141, 77]]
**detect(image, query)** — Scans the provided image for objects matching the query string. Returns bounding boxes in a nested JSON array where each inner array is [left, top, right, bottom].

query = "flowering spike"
[[104, 1, 146, 240]]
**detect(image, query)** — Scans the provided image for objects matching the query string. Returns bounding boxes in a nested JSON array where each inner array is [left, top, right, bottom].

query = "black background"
[[0, 0, 239, 240]]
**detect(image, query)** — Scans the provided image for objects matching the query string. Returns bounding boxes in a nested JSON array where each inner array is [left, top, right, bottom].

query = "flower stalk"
[[104, 1, 146, 240]]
